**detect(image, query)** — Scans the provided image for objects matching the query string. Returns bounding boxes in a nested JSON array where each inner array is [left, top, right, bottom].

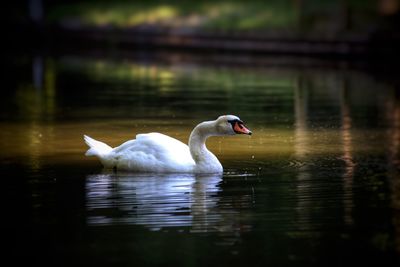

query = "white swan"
[[83, 115, 252, 173]]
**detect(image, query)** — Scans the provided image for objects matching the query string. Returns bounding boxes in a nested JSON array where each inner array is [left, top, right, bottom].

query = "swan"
[[83, 115, 252, 173]]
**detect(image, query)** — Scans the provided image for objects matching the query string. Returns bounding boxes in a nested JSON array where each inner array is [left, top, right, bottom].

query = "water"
[[2, 52, 400, 266]]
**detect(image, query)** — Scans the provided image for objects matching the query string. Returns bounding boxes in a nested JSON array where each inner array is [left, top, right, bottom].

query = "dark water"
[[2, 53, 400, 266]]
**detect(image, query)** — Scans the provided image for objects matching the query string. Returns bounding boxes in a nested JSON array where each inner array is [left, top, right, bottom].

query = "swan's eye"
[[227, 119, 244, 128]]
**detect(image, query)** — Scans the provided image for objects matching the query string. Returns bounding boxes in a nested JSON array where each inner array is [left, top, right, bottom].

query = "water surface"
[[2, 53, 400, 266]]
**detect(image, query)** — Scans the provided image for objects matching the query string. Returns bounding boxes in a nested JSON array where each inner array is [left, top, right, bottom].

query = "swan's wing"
[[111, 133, 194, 172], [113, 133, 188, 155], [111, 139, 137, 154]]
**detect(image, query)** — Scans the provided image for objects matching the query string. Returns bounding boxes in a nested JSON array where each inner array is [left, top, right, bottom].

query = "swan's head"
[[215, 115, 252, 136]]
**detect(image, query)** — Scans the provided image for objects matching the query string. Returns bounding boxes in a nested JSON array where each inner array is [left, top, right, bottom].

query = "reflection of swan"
[[85, 172, 222, 231], [83, 115, 251, 173]]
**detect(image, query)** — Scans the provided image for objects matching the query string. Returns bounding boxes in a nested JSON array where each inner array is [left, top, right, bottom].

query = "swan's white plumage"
[[110, 133, 195, 172], [84, 135, 112, 156], [84, 115, 251, 173]]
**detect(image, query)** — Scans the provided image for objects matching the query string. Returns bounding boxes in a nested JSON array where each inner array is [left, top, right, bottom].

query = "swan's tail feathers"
[[84, 135, 112, 157]]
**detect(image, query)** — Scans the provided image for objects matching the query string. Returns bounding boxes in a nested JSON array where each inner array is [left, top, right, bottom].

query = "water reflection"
[[32, 56, 43, 90], [3, 52, 400, 266], [86, 172, 230, 232], [340, 84, 355, 226], [294, 79, 312, 231], [11, 57, 57, 169]]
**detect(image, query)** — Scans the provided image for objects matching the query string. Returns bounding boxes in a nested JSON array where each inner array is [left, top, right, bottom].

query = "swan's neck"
[[189, 121, 222, 173]]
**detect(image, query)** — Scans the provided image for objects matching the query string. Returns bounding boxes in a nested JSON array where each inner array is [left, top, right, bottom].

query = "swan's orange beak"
[[234, 122, 252, 135]]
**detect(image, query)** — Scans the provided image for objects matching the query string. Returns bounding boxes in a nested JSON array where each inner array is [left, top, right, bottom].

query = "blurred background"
[[4, 0, 400, 56], [3, 1, 400, 267]]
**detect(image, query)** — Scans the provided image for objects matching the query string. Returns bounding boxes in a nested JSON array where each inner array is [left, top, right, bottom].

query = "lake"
[[2, 51, 400, 266]]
